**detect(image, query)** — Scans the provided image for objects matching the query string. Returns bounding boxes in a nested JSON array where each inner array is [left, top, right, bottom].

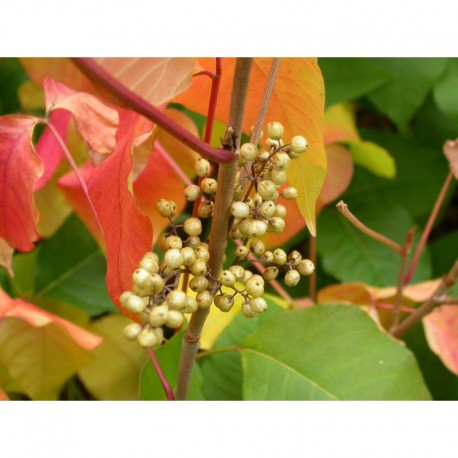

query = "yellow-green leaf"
[[78, 315, 147, 400], [346, 140, 396, 178]]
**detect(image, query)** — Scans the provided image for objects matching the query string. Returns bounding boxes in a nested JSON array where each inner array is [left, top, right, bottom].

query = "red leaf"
[[57, 162, 105, 248], [0, 115, 42, 252], [44, 77, 119, 159], [423, 306, 458, 375], [34, 109, 71, 191], [86, 110, 154, 316], [133, 142, 186, 245]]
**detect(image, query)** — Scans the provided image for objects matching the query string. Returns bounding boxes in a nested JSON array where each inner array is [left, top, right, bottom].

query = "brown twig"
[[392, 260, 458, 338], [403, 171, 454, 284], [175, 58, 253, 400], [336, 200, 404, 255], [389, 227, 416, 334], [72, 58, 235, 164]]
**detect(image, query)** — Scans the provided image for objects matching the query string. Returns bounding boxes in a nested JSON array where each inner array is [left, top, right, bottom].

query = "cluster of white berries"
[[120, 121, 315, 348]]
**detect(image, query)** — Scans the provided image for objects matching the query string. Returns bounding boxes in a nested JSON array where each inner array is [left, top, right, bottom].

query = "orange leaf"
[[0, 115, 42, 252], [44, 77, 119, 158], [86, 110, 154, 316], [0, 387, 9, 400], [317, 144, 354, 211], [423, 306, 458, 375], [318, 283, 377, 306], [133, 142, 186, 245], [22, 58, 196, 108], [0, 289, 101, 350], [0, 239, 14, 276], [175, 58, 326, 235], [443, 139, 458, 179]]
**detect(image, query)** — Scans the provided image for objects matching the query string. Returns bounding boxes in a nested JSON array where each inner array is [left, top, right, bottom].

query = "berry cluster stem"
[[175, 58, 253, 400]]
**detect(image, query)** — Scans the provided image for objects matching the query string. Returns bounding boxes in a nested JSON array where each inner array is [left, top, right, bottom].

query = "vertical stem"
[[308, 235, 317, 302], [175, 58, 253, 400], [389, 227, 416, 333], [147, 348, 175, 401], [404, 171, 454, 284]]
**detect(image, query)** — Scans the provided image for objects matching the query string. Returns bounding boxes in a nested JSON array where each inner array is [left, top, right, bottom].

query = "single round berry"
[[259, 201, 276, 218], [229, 265, 245, 281], [298, 259, 315, 276], [201, 178, 218, 194], [235, 245, 249, 260], [271, 152, 290, 171], [137, 328, 159, 348], [273, 248, 287, 265], [164, 248, 184, 269], [265, 138, 283, 149], [183, 217, 202, 236], [149, 305, 168, 327], [190, 258, 207, 276], [242, 302, 257, 318], [189, 275, 209, 293], [288, 250, 302, 266], [194, 245, 210, 262], [263, 266, 279, 281], [156, 199, 177, 217], [290, 136, 308, 154], [167, 290, 187, 310], [184, 184, 201, 201], [125, 295, 147, 314], [268, 217, 286, 233], [198, 200, 214, 218], [181, 247, 196, 266], [246, 275, 265, 297], [165, 235, 183, 250], [184, 296, 199, 314], [282, 187, 298, 200], [231, 201, 250, 218], [196, 290, 213, 309], [214, 294, 234, 312], [119, 291, 134, 307], [257, 180, 277, 201], [240, 142, 258, 162], [219, 270, 236, 287], [266, 122, 284, 140], [247, 220, 267, 238], [249, 297, 267, 313], [274, 204, 287, 218], [270, 169, 287, 185], [139, 257, 159, 274], [123, 323, 142, 341], [165, 310, 184, 328], [195, 157, 211, 177], [285, 269, 300, 287], [261, 251, 274, 263]]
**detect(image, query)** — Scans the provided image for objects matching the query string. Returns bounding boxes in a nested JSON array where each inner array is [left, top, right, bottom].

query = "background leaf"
[[79, 315, 147, 400], [34, 213, 116, 316], [242, 305, 430, 400], [317, 203, 431, 286]]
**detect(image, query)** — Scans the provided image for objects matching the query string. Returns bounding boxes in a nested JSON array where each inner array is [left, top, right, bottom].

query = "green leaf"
[[319, 58, 394, 108], [433, 59, 458, 125], [11, 248, 41, 297], [404, 322, 458, 400], [343, 129, 449, 219], [0, 58, 29, 115], [317, 203, 431, 286], [346, 140, 395, 178], [430, 230, 458, 277], [140, 331, 203, 400], [367, 58, 448, 130], [78, 315, 148, 400], [35, 214, 117, 316], [198, 297, 284, 400], [242, 305, 431, 400]]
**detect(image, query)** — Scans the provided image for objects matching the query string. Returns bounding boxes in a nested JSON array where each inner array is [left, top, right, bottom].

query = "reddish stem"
[[403, 171, 454, 284], [46, 120, 104, 235], [72, 58, 234, 164], [193, 70, 215, 79], [147, 348, 175, 401]]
